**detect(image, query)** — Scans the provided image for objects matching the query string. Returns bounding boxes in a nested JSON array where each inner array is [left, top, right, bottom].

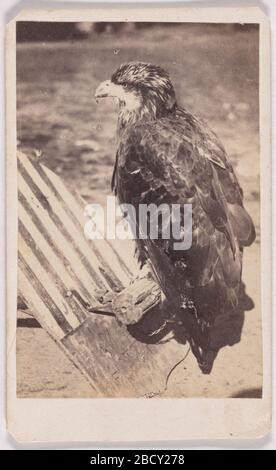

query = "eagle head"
[[95, 62, 177, 129]]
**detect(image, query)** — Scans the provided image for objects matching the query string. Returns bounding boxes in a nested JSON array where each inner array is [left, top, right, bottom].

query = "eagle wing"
[[116, 109, 255, 315]]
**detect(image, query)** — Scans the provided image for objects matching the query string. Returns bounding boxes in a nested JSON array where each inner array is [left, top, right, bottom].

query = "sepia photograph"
[[14, 18, 264, 401]]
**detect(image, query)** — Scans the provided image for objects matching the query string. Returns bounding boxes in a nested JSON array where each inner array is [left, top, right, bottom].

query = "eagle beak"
[[95, 80, 121, 101]]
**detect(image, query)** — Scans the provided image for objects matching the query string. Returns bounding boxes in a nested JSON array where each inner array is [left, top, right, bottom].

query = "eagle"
[[95, 62, 255, 371]]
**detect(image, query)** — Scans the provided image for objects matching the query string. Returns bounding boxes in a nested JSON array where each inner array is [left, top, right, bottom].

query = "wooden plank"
[[18, 269, 65, 340], [61, 314, 186, 397]]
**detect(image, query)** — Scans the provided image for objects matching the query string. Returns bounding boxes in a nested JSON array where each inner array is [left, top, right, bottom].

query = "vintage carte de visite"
[[6, 5, 271, 443]]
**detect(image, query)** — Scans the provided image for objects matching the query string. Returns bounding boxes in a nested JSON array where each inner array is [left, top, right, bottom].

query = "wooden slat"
[[18, 264, 67, 340], [19, 219, 87, 323], [18, 197, 94, 310], [18, 177, 105, 304], [19, 236, 81, 332]]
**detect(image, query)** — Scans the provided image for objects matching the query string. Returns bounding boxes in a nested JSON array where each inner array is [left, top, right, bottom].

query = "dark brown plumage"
[[95, 62, 255, 371]]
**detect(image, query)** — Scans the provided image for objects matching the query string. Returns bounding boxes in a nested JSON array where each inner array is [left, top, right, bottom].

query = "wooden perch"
[[112, 276, 161, 325]]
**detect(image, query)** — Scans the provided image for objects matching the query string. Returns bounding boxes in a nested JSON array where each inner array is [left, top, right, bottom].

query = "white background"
[[0, 0, 275, 450]]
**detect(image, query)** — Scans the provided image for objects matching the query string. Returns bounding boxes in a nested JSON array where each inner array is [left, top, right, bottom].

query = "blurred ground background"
[[16, 23, 262, 398]]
